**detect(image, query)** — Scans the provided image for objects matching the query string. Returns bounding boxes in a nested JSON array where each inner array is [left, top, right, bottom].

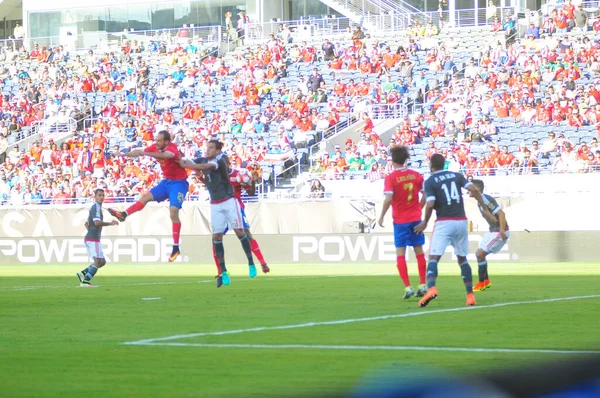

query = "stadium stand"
[[1, 2, 599, 205]]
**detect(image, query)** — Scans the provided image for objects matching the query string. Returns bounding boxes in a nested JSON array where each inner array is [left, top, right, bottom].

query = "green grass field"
[[1, 263, 599, 397]]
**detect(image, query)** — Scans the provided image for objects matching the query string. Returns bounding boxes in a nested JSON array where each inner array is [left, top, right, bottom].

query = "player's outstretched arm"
[[141, 151, 175, 160], [95, 220, 119, 228], [179, 158, 217, 171], [378, 194, 393, 228], [119, 148, 144, 158]]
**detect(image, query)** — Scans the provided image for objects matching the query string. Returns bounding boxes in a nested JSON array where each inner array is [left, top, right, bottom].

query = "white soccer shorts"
[[85, 240, 105, 259], [429, 219, 469, 257], [479, 231, 510, 254], [211, 197, 244, 234]]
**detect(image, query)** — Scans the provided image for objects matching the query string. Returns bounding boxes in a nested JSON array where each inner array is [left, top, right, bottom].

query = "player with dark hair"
[[179, 140, 256, 288], [224, 165, 270, 274], [378, 145, 428, 299], [469, 179, 510, 291], [107, 131, 189, 262], [77, 189, 118, 287], [415, 154, 493, 307]]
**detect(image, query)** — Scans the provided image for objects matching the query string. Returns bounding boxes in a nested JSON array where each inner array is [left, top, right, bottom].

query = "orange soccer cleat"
[[483, 279, 491, 289], [418, 286, 438, 308], [466, 292, 477, 306], [473, 281, 487, 292]]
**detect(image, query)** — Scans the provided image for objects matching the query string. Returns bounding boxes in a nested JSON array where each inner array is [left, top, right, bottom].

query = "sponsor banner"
[[0, 232, 597, 265]]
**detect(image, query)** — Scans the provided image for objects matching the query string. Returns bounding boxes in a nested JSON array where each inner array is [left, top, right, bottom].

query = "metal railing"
[[306, 113, 360, 164], [262, 114, 360, 187], [16, 25, 221, 52], [371, 103, 409, 120], [245, 17, 353, 42], [415, 7, 516, 29]]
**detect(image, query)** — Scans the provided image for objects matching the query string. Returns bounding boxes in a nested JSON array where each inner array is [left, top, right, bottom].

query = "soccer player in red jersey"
[[221, 166, 270, 274], [378, 146, 428, 299], [107, 131, 189, 262]]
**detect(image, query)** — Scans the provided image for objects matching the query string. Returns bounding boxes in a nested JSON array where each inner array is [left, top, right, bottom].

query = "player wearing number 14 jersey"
[[378, 146, 428, 299], [414, 154, 493, 308]]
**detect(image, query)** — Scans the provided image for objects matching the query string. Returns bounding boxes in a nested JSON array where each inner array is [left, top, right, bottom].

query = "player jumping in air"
[[414, 154, 493, 307], [224, 165, 270, 274], [179, 140, 256, 288], [470, 179, 510, 292], [107, 131, 189, 263], [77, 189, 118, 287], [378, 146, 428, 299]]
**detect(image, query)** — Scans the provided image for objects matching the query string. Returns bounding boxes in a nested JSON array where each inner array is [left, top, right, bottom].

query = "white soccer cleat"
[[80, 282, 97, 288]]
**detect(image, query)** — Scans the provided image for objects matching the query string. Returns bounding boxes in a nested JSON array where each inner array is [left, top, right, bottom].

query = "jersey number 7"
[[403, 182, 414, 204]]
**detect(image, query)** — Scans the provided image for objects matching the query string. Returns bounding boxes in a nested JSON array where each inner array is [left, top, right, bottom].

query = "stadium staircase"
[[319, 0, 426, 31]]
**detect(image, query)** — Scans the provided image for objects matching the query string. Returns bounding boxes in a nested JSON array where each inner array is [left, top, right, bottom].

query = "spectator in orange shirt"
[[496, 145, 515, 174], [53, 185, 72, 204]]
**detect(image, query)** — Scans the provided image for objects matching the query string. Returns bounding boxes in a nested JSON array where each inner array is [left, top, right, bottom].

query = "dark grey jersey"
[[85, 202, 103, 241], [194, 153, 233, 202], [478, 194, 502, 232], [424, 171, 472, 219]]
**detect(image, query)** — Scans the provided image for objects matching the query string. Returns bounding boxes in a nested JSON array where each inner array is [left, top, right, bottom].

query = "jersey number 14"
[[441, 181, 460, 205]]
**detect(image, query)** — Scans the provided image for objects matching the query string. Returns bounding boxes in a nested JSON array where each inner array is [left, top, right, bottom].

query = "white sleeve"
[[92, 204, 101, 222]]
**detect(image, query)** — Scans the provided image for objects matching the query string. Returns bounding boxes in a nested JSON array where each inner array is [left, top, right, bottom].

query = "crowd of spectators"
[[1, 1, 600, 204], [308, 1, 600, 181]]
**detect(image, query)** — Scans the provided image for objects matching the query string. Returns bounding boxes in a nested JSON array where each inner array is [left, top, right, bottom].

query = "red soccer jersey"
[[383, 168, 424, 224], [228, 169, 245, 209], [144, 143, 188, 180]]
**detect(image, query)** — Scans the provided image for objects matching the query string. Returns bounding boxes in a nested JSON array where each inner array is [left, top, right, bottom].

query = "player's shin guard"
[[460, 262, 474, 293], [213, 240, 226, 273], [126, 201, 145, 216], [172, 222, 181, 246], [250, 239, 266, 266], [426, 260, 438, 288], [238, 234, 254, 265], [416, 253, 427, 285], [396, 256, 411, 287], [477, 260, 488, 283]]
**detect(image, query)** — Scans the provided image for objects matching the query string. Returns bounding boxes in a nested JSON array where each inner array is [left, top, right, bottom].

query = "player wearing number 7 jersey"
[[414, 154, 493, 308], [378, 146, 428, 300]]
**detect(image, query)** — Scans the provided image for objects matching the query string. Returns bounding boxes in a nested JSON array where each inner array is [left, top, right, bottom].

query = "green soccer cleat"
[[403, 286, 415, 299], [415, 284, 428, 297]]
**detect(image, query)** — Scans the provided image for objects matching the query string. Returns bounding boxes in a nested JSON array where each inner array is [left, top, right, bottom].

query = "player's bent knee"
[[475, 249, 487, 261], [140, 193, 154, 204]]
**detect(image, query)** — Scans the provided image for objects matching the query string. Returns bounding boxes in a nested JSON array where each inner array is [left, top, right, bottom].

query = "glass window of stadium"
[[28, 0, 331, 39]]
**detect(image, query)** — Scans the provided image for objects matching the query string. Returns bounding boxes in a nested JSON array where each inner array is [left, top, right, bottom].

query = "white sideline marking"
[[123, 294, 600, 346], [141, 297, 162, 301], [0, 273, 392, 292], [126, 342, 600, 355]]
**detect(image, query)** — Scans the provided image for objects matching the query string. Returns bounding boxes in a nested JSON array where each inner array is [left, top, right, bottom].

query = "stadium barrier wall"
[[1, 194, 599, 238], [0, 232, 597, 265]]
